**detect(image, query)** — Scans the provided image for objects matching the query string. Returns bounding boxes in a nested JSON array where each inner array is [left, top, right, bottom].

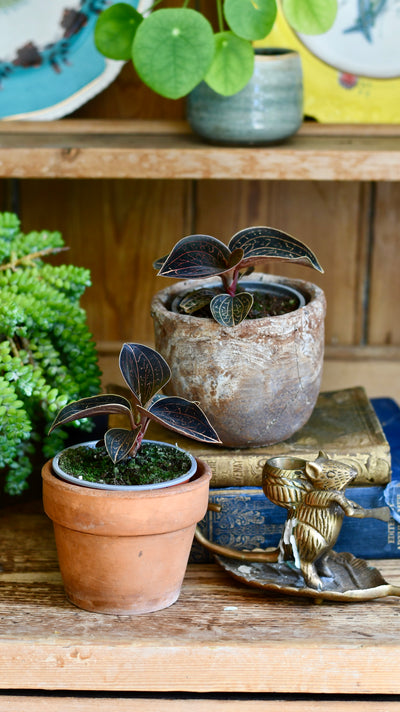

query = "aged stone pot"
[[151, 273, 326, 448], [186, 48, 303, 145], [42, 457, 211, 615]]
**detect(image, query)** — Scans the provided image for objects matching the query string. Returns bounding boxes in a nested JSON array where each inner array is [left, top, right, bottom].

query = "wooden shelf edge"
[[0, 696, 399, 711], [1, 119, 400, 138], [1, 121, 400, 180]]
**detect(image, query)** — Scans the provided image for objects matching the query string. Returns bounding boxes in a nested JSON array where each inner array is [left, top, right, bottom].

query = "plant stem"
[[221, 268, 239, 296], [229, 268, 240, 295], [7, 337, 19, 359], [216, 0, 224, 31], [0, 247, 68, 271], [130, 419, 150, 456]]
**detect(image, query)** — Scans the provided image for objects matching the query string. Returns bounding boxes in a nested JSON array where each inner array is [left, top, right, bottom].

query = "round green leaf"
[[205, 32, 254, 97], [224, 0, 277, 41], [132, 9, 215, 99], [94, 3, 143, 60], [282, 0, 338, 35]]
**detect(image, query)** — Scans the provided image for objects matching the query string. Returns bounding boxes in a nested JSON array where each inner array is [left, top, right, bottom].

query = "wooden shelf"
[[1, 501, 400, 701], [1, 120, 400, 180]]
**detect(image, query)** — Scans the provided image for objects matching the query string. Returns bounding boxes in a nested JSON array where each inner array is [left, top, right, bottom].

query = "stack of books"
[[110, 386, 400, 562]]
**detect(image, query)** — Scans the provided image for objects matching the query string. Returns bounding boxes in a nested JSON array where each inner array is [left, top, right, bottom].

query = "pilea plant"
[[0, 212, 101, 496], [94, 0, 337, 99], [49, 342, 221, 466], [154, 225, 324, 327]]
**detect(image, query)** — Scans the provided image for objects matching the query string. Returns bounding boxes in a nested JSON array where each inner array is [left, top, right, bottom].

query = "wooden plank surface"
[[0, 503, 400, 694], [368, 183, 400, 345], [1, 122, 400, 180], [18, 178, 189, 344], [0, 697, 399, 712]]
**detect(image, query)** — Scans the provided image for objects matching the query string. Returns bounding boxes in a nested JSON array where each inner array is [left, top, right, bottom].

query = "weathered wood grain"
[[18, 178, 188, 345], [0, 697, 398, 712], [368, 183, 400, 346], [0, 506, 399, 694], [1, 122, 400, 180], [195, 180, 369, 345]]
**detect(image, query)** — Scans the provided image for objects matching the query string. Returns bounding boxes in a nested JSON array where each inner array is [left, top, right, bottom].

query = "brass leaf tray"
[[215, 552, 400, 602]]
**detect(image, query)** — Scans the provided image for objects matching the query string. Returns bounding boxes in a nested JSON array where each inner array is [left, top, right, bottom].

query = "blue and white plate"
[[0, 0, 149, 120], [296, 0, 400, 79]]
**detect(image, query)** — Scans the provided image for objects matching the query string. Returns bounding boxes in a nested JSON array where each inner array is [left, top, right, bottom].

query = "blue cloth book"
[[192, 397, 400, 563]]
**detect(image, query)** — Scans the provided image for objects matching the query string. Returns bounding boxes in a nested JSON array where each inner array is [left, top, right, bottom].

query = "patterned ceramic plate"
[[260, 0, 400, 122], [0, 0, 149, 120], [296, 0, 400, 79]]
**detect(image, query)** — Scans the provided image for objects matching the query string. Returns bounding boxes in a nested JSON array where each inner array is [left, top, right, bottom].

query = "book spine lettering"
[[205, 451, 390, 488]]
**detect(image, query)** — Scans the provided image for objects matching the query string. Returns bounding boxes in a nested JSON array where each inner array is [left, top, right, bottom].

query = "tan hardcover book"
[[108, 386, 391, 487]]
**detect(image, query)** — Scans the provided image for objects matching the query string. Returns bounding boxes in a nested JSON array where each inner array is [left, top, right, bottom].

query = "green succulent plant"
[[0, 212, 101, 496], [94, 0, 338, 99]]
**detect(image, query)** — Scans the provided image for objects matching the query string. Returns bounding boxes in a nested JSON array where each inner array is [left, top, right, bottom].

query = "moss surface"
[[58, 442, 192, 486]]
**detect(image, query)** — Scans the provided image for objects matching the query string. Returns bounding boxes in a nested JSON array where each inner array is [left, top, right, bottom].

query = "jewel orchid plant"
[[154, 225, 324, 327], [49, 342, 221, 463], [94, 0, 338, 99]]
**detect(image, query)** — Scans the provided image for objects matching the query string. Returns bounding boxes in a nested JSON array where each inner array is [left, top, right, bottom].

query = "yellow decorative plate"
[[259, 1, 400, 123]]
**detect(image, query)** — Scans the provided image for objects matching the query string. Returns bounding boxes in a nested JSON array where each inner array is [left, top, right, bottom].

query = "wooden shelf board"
[[1, 121, 400, 180], [0, 503, 400, 695], [0, 697, 399, 712]]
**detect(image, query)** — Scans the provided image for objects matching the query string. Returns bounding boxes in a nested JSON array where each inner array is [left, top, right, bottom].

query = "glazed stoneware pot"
[[186, 48, 303, 145], [151, 273, 326, 449], [42, 456, 211, 615]]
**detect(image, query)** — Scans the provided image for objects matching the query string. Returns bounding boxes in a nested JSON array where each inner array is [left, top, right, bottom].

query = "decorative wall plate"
[[0, 0, 149, 120], [260, 0, 400, 123]]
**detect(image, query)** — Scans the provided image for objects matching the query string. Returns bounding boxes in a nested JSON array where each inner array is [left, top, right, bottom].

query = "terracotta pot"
[[151, 273, 326, 448], [42, 457, 211, 615]]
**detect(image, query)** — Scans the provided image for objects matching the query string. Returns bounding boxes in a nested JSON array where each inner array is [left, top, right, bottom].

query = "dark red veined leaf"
[[229, 226, 324, 273], [143, 397, 221, 443], [153, 254, 168, 271], [228, 247, 244, 269], [156, 234, 233, 279], [48, 394, 133, 434], [104, 428, 139, 463], [210, 292, 253, 327], [119, 343, 171, 408], [178, 288, 215, 314]]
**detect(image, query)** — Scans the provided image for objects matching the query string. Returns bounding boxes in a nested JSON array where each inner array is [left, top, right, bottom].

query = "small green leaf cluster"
[[0, 213, 101, 496], [155, 226, 324, 327], [94, 0, 337, 99]]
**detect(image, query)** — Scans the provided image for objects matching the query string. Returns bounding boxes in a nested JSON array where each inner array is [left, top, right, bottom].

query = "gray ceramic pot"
[[151, 274, 326, 449], [186, 48, 303, 145]]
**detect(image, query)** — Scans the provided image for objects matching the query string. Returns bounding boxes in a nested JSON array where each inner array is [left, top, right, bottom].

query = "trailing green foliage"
[[0, 212, 101, 495], [94, 0, 337, 99]]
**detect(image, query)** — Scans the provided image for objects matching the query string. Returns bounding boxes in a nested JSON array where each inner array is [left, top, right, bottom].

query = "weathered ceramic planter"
[[42, 457, 211, 615], [151, 273, 326, 448], [186, 48, 303, 145]]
